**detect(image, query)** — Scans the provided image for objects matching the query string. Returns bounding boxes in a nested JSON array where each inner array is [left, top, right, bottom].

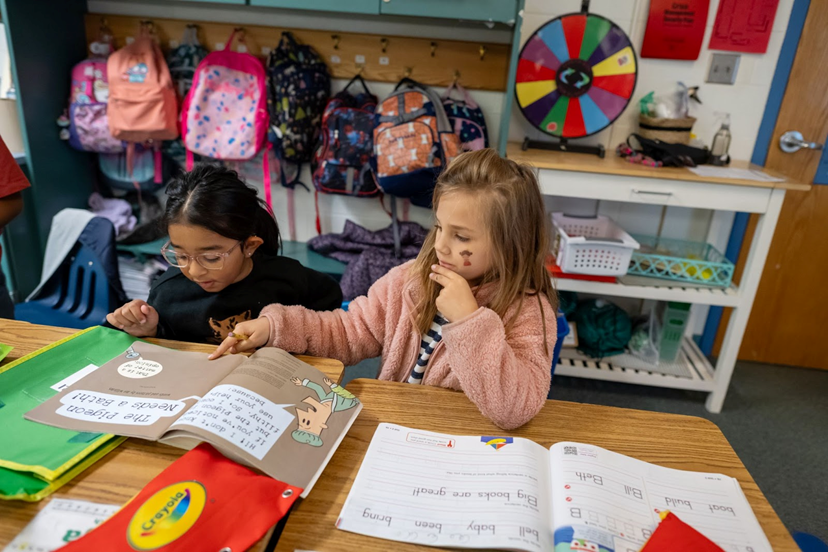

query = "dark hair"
[[163, 164, 281, 255]]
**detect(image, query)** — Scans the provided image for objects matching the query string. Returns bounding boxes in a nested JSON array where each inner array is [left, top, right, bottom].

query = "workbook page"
[[337, 423, 553, 552], [548, 442, 772, 552]]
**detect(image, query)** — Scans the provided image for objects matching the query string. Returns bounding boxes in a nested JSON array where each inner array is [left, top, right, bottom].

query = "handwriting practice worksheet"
[[337, 424, 772, 552]]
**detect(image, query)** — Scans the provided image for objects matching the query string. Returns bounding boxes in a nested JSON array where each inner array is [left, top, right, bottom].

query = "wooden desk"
[[276, 379, 797, 552], [0, 320, 345, 550]]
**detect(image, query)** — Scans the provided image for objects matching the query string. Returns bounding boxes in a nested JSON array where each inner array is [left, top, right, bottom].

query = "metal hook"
[[403, 67, 412, 78], [356, 64, 365, 76], [380, 37, 388, 54], [430, 41, 438, 57], [332, 34, 340, 50], [479, 44, 487, 61], [452, 70, 461, 85], [234, 27, 246, 42]]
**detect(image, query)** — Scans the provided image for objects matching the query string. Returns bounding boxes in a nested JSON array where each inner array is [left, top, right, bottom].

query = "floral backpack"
[[181, 30, 271, 201], [64, 58, 123, 153], [442, 83, 489, 151]]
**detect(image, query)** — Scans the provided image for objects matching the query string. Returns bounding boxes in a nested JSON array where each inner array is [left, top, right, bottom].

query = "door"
[[715, 1, 828, 369]]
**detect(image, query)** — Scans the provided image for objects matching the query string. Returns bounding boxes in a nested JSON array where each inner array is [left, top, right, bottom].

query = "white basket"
[[551, 213, 640, 276]]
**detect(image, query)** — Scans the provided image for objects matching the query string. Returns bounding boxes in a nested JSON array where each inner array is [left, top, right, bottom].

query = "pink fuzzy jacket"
[[260, 261, 556, 430]]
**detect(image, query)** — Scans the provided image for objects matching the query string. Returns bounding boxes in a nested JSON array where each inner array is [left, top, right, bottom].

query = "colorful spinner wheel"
[[516, 13, 638, 139]]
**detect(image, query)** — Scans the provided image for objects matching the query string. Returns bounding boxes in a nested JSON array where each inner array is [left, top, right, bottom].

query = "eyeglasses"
[[160, 241, 244, 270]]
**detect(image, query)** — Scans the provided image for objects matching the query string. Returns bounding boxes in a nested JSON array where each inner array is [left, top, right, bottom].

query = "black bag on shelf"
[[628, 134, 710, 167]]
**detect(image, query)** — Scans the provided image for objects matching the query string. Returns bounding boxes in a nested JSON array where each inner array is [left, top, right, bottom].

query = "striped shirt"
[[407, 313, 448, 384]]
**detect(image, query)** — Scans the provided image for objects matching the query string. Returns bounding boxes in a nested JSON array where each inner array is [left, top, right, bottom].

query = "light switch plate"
[[707, 53, 740, 85]]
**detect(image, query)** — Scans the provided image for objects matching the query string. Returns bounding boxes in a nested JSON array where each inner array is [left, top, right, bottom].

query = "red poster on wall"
[[709, 0, 780, 54], [641, 0, 711, 60]]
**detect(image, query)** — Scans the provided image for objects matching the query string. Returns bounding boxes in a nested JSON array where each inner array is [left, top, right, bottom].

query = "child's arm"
[[440, 295, 556, 430], [214, 263, 407, 364]]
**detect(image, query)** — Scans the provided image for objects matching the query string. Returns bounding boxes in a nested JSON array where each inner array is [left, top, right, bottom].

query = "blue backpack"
[[312, 75, 378, 198], [267, 32, 331, 188], [442, 83, 489, 151]]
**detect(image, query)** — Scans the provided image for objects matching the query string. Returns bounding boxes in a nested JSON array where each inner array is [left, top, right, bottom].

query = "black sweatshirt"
[[142, 254, 342, 344]]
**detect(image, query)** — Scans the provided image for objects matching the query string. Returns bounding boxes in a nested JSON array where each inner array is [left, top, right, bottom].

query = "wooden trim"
[[86, 14, 511, 91]]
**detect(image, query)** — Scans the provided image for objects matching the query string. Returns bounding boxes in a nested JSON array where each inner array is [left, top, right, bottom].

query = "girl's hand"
[[429, 264, 479, 323], [209, 317, 270, 359], [106, 300, 159, 337]]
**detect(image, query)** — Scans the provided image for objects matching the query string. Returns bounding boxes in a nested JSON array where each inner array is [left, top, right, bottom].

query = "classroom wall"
[[512, 0, 796, 162], [87, 0, 793, 333]]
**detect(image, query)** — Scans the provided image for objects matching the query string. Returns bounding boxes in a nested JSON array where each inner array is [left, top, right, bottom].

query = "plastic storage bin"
[[551, 213, 639, 276], [628, 235, 735, 288]]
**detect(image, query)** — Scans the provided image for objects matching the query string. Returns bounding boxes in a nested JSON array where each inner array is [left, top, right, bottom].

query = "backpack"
[[442, 83, 489, 152], [181, 30, 271, 200], [373, 78, 461, 208], [167, 25, 209, 103], [267, 32, 331, 185], [66, 58, 123, 153], [107, 33, 179, 183], [312, 75, 378, 198]]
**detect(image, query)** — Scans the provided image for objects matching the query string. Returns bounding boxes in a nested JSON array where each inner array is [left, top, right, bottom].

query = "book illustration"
[[291, 377, 360, 447], [208, 310, 252, 342], [481, 436, 513, 450]]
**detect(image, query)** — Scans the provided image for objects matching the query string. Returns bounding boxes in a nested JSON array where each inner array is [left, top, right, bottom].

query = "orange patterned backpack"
[[372, 78, 461, 208]]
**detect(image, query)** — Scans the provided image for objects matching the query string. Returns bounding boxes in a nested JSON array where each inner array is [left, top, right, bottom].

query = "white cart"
[[508, 144, 810, 413]]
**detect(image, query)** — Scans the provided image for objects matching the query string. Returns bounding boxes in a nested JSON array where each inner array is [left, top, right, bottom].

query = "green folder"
[[0, 343, 12, 362], [0, 326, 145, 501]]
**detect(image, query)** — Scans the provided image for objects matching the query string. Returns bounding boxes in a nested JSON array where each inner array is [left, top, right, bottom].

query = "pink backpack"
[[66, 58, 123, 153], [181, 31, 271, 204], [108, 33, 179, 183]]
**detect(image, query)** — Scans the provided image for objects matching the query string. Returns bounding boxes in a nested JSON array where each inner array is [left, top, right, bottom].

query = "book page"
[[337, 424, 552, 552], [3, 498, 119, 551], [24, 342, 244, 440], [549, 442, 772, 552], [161, 348, 361, 497]]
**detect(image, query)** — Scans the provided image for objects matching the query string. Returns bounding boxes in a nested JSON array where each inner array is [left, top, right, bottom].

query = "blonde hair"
[[410, 149, 558, 352]]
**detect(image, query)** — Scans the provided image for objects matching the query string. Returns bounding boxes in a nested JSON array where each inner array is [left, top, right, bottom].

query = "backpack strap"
[[153, 145, 162, 184], [186, 149, 194, 171], [287, 187, 297, 241], [389, 195, 401, 259], [314, 190, 321, 235], [262, 142, 272, 208]]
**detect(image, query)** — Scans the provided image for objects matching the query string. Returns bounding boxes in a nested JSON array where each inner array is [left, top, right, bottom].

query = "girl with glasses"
[[105, 164, 342, 343]]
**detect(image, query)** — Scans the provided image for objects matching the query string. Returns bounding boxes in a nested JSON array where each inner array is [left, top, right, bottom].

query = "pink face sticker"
[[460, 250, 473, 267]]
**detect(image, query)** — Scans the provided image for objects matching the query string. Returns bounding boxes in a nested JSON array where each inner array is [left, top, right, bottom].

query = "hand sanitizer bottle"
[[711, 114, 731, 166]]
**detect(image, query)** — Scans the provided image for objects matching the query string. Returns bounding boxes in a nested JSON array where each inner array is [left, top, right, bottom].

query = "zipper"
[[418, 340, 445, 384]]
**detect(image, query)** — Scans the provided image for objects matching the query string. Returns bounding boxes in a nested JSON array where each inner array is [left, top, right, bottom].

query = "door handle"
[[779, 130, 825, 153]]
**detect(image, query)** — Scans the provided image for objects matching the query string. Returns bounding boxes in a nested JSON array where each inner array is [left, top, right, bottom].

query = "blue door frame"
[[698, 0, 814, 354]]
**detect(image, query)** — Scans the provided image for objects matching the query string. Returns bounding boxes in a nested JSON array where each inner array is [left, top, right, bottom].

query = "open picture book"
[[25, 341, 362, 497], [336, 424, 772, 552]]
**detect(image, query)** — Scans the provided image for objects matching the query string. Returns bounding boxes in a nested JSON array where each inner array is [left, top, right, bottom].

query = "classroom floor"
[[342, 358, 828, 543]]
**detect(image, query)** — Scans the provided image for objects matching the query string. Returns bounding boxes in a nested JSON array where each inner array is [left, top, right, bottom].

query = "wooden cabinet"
[[249, 0, 380, 14], [379, 0, 518, 23]]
